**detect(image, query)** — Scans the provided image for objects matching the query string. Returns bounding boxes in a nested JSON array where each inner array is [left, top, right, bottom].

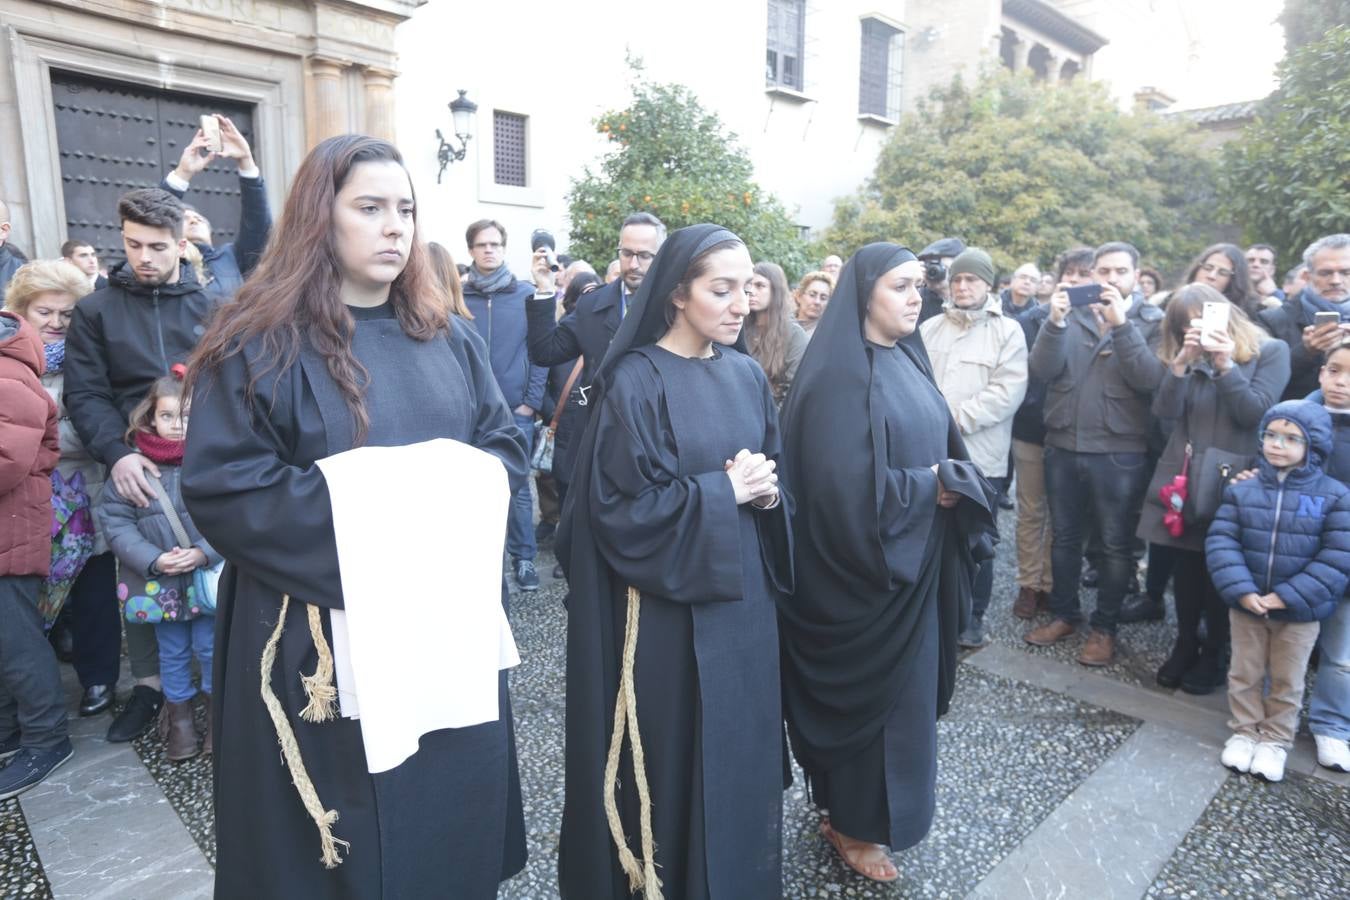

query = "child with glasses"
[[1206, 400, 1350, 781]]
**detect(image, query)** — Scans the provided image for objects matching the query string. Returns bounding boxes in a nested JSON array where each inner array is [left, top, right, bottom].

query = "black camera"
[[923, 259, 948, 286], [531, 229, 561, 272]]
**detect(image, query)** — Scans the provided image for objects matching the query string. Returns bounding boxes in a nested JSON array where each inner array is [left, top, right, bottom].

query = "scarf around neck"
[[44, 340, 65, 375], [1299, 286, 1350, 319], [135, 431, 185, 466], [466, 263, 515, 296]]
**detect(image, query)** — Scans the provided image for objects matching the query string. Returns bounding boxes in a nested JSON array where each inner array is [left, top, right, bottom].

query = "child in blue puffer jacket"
[[1206, 399, 1350, 783]]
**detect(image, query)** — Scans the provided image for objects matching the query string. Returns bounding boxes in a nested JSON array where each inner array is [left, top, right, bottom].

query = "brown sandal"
[[820, 820, 899, 883]]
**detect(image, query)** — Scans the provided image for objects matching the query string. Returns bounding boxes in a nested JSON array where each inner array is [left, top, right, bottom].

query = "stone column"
[[1042, 49, 1062, 82], [1013, 33, 1033, 71], [308, 56, 347, 146], [362, 67, 397, 142]]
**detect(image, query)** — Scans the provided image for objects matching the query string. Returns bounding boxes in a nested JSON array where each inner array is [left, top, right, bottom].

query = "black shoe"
[[1156, 642, 1199, 689], [552, 563, 565, 580], [48, 621, 75, 664], [998, 494, 1015, 511], [1082, 567, 1099, 588], [1119, 593, 1165, 624], [1181, 653, 1227, 695], [0, 741, 74, 801], [513, 559, 540, 592], [107, 685, 163, 743], [957, 616, 987, 649], [0, 734, 19, 764], [534, 521, 557, 545], [79, 685, 115, 717]]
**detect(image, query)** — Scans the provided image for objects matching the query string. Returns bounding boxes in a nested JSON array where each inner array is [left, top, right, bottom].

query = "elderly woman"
[[793, 270, 834, 338], [4, 260, 118, 717]]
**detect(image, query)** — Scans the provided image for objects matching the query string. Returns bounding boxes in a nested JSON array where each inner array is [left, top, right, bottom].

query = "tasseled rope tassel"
[[299, 604, 338, 723], [260, 593, 350, 868], [602, 587, 663, 899]]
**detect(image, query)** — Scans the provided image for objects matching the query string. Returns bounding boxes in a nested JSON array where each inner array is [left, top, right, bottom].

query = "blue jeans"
[[1044, 448, 1151, 635], [156, 617, 214, 703], [509, 413, 538, 563], [1310, 599, 1350, 741]]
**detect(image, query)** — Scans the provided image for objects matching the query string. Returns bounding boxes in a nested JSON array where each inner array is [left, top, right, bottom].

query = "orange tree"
[[566, 72, 810, 278]]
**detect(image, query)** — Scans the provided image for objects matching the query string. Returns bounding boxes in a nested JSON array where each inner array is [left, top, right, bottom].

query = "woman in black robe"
[[181, 135, 528, 898], [556, 224, 794, 899], [779, 243, 996, 883]]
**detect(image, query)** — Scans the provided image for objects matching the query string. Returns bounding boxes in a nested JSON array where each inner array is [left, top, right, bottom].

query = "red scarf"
[[135, 431, 185, 466]]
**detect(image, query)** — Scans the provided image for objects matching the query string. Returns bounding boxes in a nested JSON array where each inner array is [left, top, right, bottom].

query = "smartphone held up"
[[1199, 300, 1231, 351], [1066, 283, 1103, 308], [200, 114, 223, 154]]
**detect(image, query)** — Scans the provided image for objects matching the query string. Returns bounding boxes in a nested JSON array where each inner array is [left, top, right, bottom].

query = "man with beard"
[[64, 188, 218, 743]]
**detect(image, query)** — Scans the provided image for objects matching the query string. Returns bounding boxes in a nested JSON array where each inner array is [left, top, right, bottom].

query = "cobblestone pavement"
[[3, 509, 1348, 899]]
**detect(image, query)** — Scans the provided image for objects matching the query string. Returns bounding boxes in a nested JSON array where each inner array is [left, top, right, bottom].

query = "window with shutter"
[[858, 18, 904, 121], [766, 0, 805, 90], [493, 111, 527, 187]]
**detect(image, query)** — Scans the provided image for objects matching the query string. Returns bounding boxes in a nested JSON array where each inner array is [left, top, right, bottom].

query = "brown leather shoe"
[[162, 700, 199, 761], [201, 695, 212, 756], [1025, 618, 1077, 646], [1077, 630, 1115, 667], [1013, 587, 1039, 619]]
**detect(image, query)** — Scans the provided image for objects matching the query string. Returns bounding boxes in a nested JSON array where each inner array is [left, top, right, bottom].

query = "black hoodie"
[[64, 260, 216, 466]]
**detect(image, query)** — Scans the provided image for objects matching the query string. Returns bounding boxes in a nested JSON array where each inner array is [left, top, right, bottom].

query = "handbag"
[[39, 470, 96, 627], [148, 475, 221, 615], [531, 359, 585, 473], [1188, 446, 1250, 524]]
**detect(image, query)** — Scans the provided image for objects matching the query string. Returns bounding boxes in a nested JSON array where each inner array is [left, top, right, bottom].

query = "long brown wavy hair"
[[426, 241, 473, 319], [187, 135, 447, 444], [746, 261, 795, 402]]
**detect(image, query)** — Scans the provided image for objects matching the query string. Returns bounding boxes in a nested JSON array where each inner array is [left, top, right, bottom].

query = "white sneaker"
[[1220, 734, 1258, 773], [1248, 742, 1288, 782], [1314, 735, 1350, 773]]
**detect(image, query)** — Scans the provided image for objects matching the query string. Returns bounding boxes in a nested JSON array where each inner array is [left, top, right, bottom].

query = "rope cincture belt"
[[260, 593, 349, 868], [603, 586, 663, 899]]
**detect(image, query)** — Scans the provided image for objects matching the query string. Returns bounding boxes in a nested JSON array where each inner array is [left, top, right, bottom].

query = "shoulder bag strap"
[[149, 475, 193, 549], [549, 359, 586, 432]]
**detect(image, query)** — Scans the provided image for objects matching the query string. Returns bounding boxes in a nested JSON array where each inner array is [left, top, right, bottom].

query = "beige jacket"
[[919, 294, 1028, 478]]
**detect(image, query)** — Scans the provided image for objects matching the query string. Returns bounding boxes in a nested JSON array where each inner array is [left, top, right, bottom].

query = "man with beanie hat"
[[921, 247, 1028, 647], [1025, 241, 1166, 666]]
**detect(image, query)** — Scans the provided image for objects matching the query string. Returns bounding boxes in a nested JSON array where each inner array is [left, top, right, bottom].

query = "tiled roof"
[[1171, 100, 1263, 125], [1002, 0, 1109, 54]]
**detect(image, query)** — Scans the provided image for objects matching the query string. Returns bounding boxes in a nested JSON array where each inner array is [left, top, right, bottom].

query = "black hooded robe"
[[779, 244, 995, 851], [557, 225, 793, 900], [182, 304, 528, 899]]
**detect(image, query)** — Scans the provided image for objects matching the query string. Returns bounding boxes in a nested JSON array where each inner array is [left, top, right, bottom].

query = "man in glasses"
[[1260, 233, 1350, 400], [462, 218, 549, 591], [525, 211, 666, 505]]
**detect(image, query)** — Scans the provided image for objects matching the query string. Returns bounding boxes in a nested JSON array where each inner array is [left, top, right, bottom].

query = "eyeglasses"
[[1199, 263, 1235, 278], [472, 242, 503, 251], [617, 248, 656, 263], [1261, 430, 1307, 448], [1313, 268, 1350, 280]]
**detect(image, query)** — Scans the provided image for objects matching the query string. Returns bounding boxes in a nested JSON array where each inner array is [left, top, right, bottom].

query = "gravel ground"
[[0, 799, 51, 900], [1145, 772, 1350, 899]]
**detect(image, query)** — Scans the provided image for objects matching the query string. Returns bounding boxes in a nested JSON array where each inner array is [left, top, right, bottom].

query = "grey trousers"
[[0, 575, 70, 751]]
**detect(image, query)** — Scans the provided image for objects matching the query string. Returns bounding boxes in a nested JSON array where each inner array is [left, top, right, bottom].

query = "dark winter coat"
[[95, 464, 222, 609], [1030, 296, 1166, 454], [63, 261, 217, 467], [1138, 339, 1291, 551], [1011, 302, 1048, 445], [160, 172, 273, 301], [0, 312, 60, 576], [0, 244, 23, 298], [463, 276, 547, 412], [1259, 288, 1327, 401], [1206, 400, 1350, 622]]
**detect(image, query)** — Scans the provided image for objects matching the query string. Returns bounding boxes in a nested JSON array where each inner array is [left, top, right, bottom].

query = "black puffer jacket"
[[64, 261, 217, 466]]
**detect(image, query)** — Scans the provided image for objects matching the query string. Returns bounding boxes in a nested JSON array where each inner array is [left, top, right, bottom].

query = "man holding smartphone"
[[1260, 234, 1350, 400], [1025, 241, 1166, 666], [159, 115, 272, 301]]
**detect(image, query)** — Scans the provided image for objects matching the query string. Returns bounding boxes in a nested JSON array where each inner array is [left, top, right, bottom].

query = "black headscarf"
[[779, 242, 997, 771], [554, 223, 747, 885]]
